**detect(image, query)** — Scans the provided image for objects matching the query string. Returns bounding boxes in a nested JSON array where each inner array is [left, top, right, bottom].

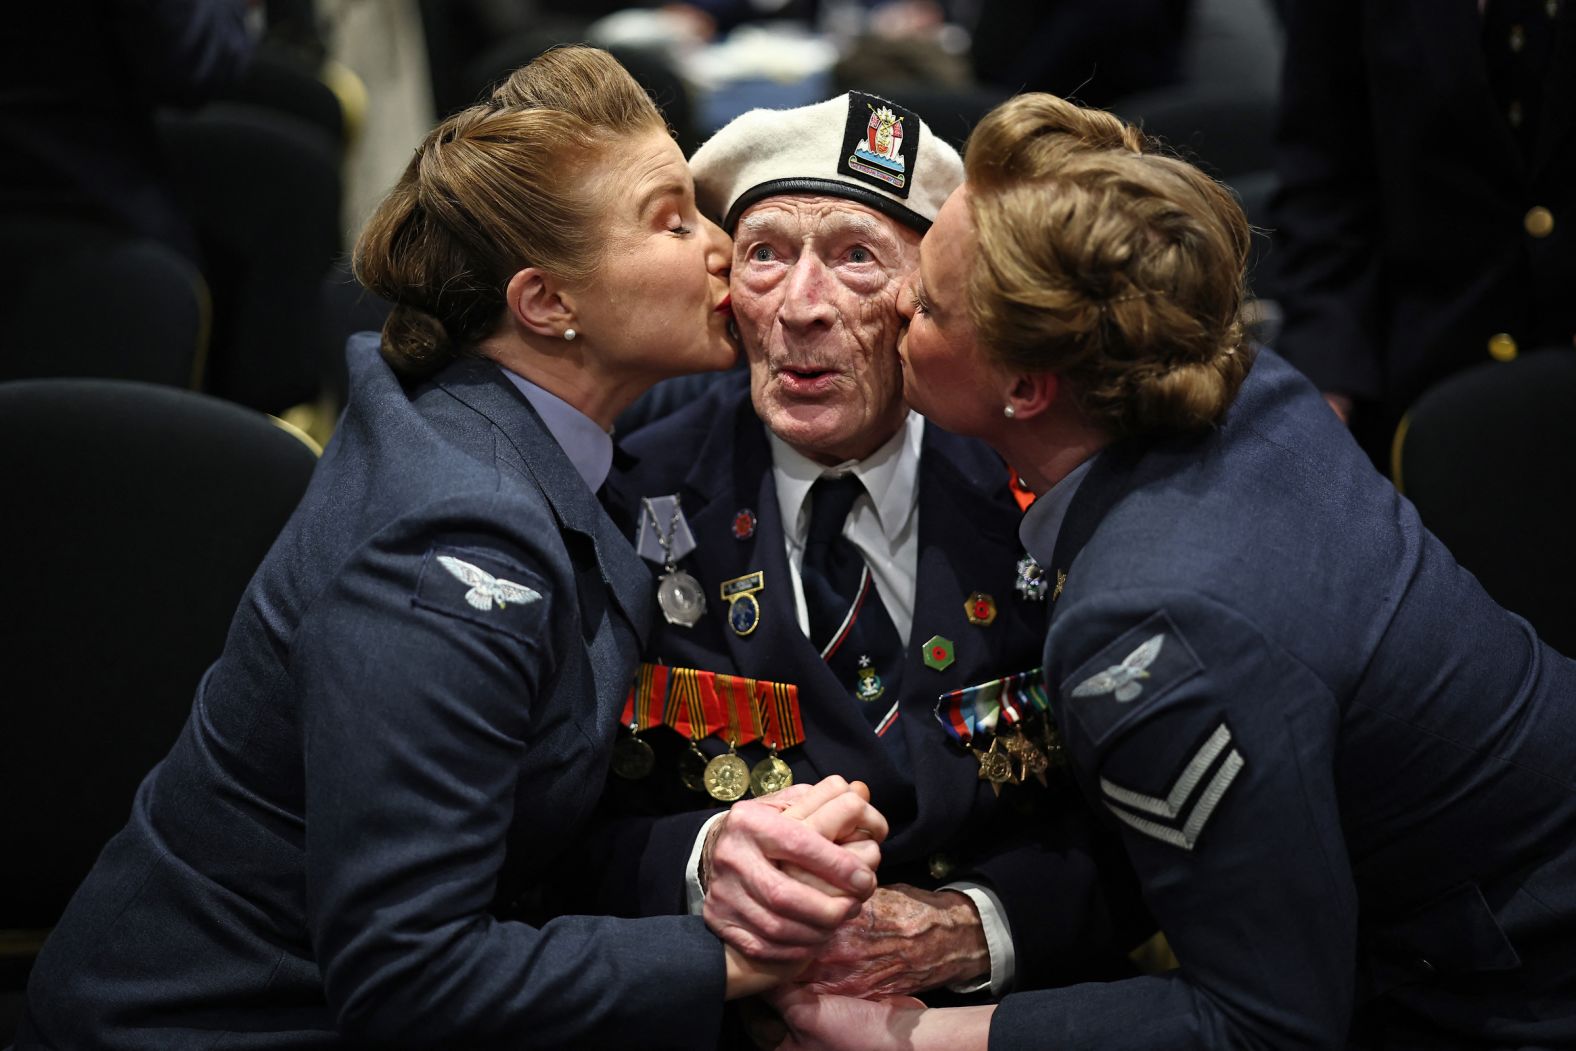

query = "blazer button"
[[1524, 206, 1555, 238], [927, 852, 955, 880], [1488, 333, 1519, 362], [1416, 957, 1436, 976]]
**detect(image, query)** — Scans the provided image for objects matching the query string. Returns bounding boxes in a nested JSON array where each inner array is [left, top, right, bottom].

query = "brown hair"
[[963, 93, 1254, 438], [353, 47, 666, 377]]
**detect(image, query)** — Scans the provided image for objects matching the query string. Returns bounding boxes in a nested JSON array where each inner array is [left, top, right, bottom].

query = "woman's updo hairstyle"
[[354, 46, 666, 377], [963, 93, 1254, 438]]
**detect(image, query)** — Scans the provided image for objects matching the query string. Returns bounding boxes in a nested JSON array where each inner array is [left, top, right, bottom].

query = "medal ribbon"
[[935, 668, 1049, 743], [755, 680, 805, 752], [702, 672, 764, 746], [620, 662, 672, 730]]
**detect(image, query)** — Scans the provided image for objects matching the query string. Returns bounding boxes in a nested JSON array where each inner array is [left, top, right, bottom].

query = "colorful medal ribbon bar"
[[755, 679, 805, 752], [620, 662, 672, 731]]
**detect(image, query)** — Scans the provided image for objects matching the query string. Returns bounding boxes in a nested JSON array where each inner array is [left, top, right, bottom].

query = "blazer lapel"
[[434, 359, 656, 646], [662, 397, 912, 804]]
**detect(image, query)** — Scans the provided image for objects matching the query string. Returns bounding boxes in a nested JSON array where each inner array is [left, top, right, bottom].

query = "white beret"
[[690, 90, 964, 234]]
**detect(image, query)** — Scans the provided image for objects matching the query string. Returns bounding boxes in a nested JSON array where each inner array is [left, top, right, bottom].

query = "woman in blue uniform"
[[16, 47, 884, 1050], [766, 93, 1576, 1050]]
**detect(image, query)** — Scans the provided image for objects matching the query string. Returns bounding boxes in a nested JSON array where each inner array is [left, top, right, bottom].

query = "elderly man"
[[592, 93, 1141, 1006]]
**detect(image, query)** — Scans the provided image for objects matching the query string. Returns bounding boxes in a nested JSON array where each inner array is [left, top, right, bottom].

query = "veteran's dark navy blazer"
[[17, 336, 726, 1049], [589, 373, 1143, 991], [990, 350, 1576, 1049]]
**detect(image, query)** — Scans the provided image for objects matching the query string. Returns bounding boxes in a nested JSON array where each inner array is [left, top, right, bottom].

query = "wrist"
[[930, 889, 991, 987]]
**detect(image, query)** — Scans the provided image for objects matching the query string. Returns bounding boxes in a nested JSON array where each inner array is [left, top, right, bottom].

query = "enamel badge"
[[964, 592, 997, 626], [1015, 554, 1049, 601], [840, 92, 918, 198], [854, 655, 885, 701], [732, 509, 757, 540], [720, 571, 765, 637]]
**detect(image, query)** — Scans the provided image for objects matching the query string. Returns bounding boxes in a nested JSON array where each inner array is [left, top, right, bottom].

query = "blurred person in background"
[[1271, 0, 1575, 463]]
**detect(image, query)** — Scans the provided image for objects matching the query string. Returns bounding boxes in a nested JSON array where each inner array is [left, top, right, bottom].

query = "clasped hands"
[[712, 776, 991, 1049]]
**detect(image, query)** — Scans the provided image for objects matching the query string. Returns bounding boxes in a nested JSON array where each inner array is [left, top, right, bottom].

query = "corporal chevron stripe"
[[1100, 723, 1245, 851]]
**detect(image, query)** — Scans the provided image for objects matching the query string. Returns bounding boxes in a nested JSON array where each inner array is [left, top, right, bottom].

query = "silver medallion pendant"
[[657, 568, 707, 626]]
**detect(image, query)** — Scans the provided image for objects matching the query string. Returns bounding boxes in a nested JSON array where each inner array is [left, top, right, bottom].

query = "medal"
[[750, 751, 794, 797], [611, 728, 656, 779], [678, 741, 709, 792], [720, 571, 765, 638], [974, 737, 1016, 795], [704, 746, 751, 801], [641, 495, 705, 627], [657, 569, 706, 627], [1002, 730, 1048, 787]]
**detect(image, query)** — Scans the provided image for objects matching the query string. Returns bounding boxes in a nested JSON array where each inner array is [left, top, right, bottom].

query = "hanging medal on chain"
[[637, 494, 706, 627]]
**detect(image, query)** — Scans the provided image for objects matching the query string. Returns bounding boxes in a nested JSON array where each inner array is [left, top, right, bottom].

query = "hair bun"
[[380, 303, 452, 378]]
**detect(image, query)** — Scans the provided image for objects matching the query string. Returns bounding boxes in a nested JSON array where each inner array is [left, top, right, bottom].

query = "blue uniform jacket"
[[991, 350, 1576, 1049], [17, 337, 726, 1049], [588, 373, 1144, 991]]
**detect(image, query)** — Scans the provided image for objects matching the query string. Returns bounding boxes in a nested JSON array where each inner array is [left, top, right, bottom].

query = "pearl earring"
[[563, 328, 577, 342], [1003, 404, 1016, 419]]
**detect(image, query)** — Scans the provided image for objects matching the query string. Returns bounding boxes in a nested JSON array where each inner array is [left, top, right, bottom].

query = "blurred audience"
[[1271, 0, 1575, 462]]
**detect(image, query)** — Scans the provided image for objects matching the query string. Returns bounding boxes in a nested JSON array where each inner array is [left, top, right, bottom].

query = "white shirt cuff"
[[685, 811, 729, 916], [942, 881, 1015, 996]]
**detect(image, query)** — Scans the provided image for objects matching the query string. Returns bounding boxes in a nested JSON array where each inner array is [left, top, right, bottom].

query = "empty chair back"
[[1394, 349, 1576, 657], [0, 379, 319, 934]]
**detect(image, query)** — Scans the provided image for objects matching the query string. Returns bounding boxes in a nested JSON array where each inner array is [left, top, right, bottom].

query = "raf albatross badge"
[[438, 555, 542, 611], [1071, 633, 1164, 703]]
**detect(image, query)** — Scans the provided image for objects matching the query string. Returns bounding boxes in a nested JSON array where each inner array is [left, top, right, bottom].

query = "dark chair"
[[160, 102, 343, 414], [0, 379, 319, 1023], [0, 216, 208, 389], [1393, 348, 1576, 657]]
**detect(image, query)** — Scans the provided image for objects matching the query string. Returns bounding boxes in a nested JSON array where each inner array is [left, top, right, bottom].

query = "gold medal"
[[749, 753, 794, 797], [1003, 731, 1049, 787], [678, 742, 709, 793], [704, 748, 750, 802], [611, 731, 655, 779], [974, 737, 1015, 795]]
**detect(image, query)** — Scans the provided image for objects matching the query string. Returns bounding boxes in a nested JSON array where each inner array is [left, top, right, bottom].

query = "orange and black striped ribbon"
[[755, 679, 805, 752]]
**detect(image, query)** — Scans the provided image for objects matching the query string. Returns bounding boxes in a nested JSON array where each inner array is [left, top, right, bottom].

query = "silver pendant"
[[657, 569, 706, 626]]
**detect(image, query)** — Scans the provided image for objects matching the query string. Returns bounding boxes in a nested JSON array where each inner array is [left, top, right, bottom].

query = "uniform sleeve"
[[109, 0, 254, 106], [989, 590, 1358, 1051], [1270, 0, 1385, 401], [290, 515, 725, 1049]]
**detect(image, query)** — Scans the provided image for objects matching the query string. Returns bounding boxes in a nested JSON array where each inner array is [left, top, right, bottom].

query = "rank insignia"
[[1015, 554, 1049, 601], [720, 571, 765, 637], [732, 509, 757, 540], [964, 592, 997, 626], [922, 634, 955, 671], [854, 655, 885, 701]]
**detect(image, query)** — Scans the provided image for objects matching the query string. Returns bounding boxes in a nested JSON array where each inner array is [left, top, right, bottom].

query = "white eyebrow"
[[736, 208, 904, 253]]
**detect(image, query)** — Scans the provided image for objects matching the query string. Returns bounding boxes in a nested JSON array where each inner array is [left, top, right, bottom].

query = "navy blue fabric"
[[16, 335, 725, 1050], [989, 350, 1576, 1050], [588, 372, 1148, 993], [1271, 0, 1576, 415]]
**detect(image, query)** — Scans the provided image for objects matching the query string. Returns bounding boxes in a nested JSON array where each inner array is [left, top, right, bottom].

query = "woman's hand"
[[702, 776, 887, 962], [763, 986, 995, 1051]]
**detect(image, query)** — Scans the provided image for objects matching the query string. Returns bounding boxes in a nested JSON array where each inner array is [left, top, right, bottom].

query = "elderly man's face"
[[731, 195, 920, 465]]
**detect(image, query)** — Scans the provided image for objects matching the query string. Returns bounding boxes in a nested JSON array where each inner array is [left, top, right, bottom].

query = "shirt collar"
[[498, 366, 613, 492], [769, 410, 924, 543], [1018, 454, 1098, 565]]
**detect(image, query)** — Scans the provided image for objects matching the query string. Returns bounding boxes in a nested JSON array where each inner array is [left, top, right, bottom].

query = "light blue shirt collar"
[[498, 366, 613, 493], [1018, 454, 1098, 566]]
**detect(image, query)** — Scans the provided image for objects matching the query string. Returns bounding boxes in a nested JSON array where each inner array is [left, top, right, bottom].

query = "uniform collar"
[[498, 366, 613, 493], [768, 410, 924, 546], [1018, 454, 1098, 565]]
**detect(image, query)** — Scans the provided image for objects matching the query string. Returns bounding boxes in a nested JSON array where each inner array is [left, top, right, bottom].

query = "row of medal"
[[613, 663, 805, 803], [935, 668, 1067, 795]]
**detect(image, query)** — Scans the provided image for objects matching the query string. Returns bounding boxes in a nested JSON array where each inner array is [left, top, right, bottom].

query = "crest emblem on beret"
[[840, 92, 918, 199]]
